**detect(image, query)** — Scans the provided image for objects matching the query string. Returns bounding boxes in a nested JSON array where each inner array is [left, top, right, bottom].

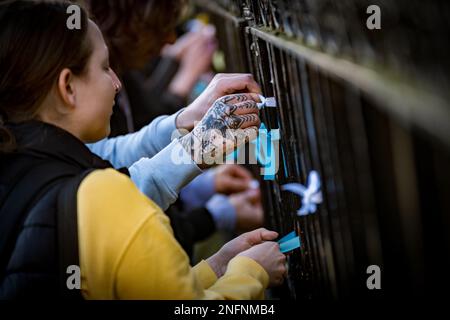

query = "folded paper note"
[[279, 236, 301, 253], [257, 95, 277, 110], [278, 231, 301, 253], [278, 231, 296, 244], [282, 171, 323, 216]]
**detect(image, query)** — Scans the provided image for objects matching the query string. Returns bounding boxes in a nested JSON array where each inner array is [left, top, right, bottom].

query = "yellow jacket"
[[76, 169, 269, 299]]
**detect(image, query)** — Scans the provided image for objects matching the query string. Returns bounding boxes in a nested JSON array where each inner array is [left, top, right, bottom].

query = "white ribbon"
[[257, 95, 277, 109], [282, 171, 323, 216]]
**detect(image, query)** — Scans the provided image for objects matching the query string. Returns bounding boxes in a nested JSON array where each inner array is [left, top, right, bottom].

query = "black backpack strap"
[[0, 161, 79, 281], [56, 169, 95, 300], [0, 162, 127, 298]]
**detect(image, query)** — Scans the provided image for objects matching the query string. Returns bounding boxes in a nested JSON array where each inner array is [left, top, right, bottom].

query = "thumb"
[[260, 229, 278, 241], [222, 176, 248, 193], [229, 165, 253, 181], [246, 228, 278, 245], [242, 188, 261, 204]]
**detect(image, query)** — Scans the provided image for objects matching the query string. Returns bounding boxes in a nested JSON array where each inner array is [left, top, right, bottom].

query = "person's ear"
[[56, 68, 77, 113]]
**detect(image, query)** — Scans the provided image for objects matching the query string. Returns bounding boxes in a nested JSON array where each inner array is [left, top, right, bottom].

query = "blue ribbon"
[[278, 231, 301, 253]]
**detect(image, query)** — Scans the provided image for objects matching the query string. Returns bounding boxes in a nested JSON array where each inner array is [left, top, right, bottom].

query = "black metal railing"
[[193, 0, 450, 300]]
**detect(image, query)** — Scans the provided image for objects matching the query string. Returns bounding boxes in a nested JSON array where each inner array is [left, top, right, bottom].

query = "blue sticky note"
[[278, 231, 296, 244], [279, 236, 301, 253]]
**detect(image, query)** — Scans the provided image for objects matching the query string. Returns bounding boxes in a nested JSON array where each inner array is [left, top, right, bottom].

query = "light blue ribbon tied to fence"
[[282, 170, 323, 216], [278, 231, 301, 253]]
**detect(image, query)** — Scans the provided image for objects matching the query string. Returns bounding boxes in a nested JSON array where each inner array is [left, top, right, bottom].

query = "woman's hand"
[[179, 93, 260, 169], [206, 228, 278, 278], [175, 73, 262, 130], [229, 188, 264, 232], [238, 242, 287, 287], [214, 164, 253, 194], [162, 26, 216, 62], [165, 28, 218, 98]]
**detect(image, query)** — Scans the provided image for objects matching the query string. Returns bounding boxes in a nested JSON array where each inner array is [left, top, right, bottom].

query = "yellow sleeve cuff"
[[226, 256, 269, 289], [193, 260, 218, 289]]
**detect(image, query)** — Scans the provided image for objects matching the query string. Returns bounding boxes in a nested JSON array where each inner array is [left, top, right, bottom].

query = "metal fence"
[[193, 0, 450, 300]]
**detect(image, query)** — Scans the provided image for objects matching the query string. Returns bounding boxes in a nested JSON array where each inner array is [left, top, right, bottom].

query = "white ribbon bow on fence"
[[281, 170, 323, 216]]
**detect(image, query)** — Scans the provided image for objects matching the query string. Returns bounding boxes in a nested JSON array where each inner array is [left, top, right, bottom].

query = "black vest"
[[0, 121, 127, 299]]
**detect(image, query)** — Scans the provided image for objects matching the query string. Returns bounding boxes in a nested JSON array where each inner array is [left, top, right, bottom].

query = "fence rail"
[[193, 0, 450, 300]]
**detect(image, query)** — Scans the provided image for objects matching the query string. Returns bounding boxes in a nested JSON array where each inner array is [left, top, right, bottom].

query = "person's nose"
[[110, 69, 122, 93]]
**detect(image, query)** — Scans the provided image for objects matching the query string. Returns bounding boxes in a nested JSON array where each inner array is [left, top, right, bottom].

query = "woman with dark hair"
[[0, 1, 286, 299]]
